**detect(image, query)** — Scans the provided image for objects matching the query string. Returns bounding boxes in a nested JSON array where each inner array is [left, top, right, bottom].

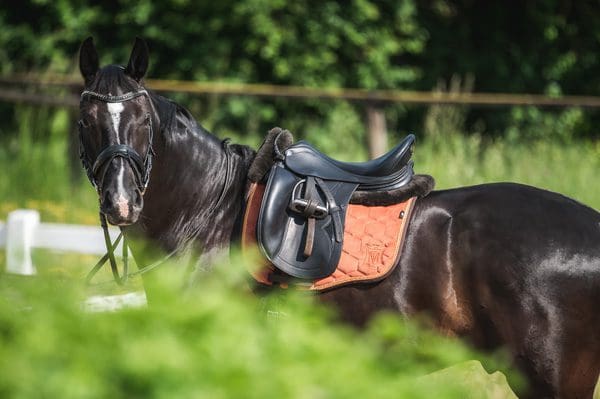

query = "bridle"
[[78, 88, 154, 195], [79, 86, 232, 286], [79, 88, 156, 285]]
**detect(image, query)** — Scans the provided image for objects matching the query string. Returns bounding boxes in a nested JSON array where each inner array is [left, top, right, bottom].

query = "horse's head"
[[78, 37, 155, 226]]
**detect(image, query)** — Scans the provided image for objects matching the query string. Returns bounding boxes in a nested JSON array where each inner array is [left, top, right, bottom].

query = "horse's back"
[[407, 182, 600, 398], [424, 182, 600, 237]]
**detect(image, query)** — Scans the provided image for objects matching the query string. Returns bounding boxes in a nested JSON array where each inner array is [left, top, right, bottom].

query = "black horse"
[[78, 38, 600, 399]]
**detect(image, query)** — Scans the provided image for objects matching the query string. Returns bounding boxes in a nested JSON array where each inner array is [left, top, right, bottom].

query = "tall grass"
[[416, 134, 600, 210], [0, 106, 97, 224], [2, 103, 599, 223]]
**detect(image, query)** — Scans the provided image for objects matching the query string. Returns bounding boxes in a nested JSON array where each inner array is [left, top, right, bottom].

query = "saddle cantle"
[[253, 131, 417, 280]]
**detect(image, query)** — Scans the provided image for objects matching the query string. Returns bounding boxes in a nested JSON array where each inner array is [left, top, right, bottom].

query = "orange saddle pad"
[[242, 183, 416, 291]]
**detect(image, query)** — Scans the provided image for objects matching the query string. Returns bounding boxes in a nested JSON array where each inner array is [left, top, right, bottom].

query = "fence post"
[[6, 210, 39, 275], [68, 86, 83, 183], [366, 105, 387, 158]]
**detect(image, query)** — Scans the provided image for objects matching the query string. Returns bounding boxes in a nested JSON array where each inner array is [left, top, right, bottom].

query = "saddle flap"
[[257, 163, 358, 279]]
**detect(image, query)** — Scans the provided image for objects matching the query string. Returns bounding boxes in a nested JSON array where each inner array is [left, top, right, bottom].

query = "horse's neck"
[[134, 98, 253, 259]]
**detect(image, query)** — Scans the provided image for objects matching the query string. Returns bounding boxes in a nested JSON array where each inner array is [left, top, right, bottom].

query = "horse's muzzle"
[[101, 188, 143, 226]]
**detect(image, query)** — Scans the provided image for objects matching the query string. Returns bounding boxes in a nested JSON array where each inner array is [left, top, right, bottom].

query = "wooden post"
[[68, 85, 84, 183], [6, 210, 39, 275], [366, 105, 387, 159]]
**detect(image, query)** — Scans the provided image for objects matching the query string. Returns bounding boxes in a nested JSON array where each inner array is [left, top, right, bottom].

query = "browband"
[[80, 89, 149, 103]]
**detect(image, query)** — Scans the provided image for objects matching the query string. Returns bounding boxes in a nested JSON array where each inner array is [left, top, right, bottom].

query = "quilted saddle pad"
[[242, 183, 416, 291]]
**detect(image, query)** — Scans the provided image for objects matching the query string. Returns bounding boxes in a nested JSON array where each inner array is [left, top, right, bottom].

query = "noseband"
[[79, 89, 154, 195]]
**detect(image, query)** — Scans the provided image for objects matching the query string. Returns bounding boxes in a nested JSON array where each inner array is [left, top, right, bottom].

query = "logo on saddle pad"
[[363, 243, 386, 268]]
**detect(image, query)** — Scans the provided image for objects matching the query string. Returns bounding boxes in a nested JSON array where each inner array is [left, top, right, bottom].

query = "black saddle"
[[285, 134, 414, 190], [257, 133, 415, 280]]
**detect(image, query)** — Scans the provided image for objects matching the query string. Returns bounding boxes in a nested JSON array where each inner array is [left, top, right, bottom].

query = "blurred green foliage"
[[415, 1, 599, 139], [0, 104, 97, 223], [0, 0, 426, 141], [0, 258, 520, 399]]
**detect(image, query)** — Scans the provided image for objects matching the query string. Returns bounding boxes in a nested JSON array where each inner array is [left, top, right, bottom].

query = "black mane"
[[147, 88, 255, 165]]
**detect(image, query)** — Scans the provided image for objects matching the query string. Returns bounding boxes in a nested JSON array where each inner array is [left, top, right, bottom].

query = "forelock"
[[87, 65, 140, 96]]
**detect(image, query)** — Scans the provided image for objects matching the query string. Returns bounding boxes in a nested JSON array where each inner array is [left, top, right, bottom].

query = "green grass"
[[2, 109, 600, 223]]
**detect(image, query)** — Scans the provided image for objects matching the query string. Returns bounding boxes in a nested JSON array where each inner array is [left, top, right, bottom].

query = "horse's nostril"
[[134, 189, 143, 207]]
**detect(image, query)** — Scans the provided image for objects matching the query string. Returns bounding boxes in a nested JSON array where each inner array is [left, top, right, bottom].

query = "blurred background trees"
[[1, 0, 597, 143], [1, 0, 599, 217]]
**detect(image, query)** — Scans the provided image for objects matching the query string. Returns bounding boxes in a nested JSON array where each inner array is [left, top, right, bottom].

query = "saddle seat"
[[285, 134, 414, 192]]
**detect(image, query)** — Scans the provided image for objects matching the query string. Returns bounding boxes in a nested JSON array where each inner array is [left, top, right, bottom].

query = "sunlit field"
[[3, 123, 600, 223], [417, 134, 600, 210]]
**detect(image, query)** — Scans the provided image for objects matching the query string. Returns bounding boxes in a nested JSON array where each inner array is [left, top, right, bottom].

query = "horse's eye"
[[78, 119, 91, 129]]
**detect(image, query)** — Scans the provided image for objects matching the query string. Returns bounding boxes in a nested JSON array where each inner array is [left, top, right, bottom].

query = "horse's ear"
[[125, 37, 149, 82], [79, 37, 99, 85]]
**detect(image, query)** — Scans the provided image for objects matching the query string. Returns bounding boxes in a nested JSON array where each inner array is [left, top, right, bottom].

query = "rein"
[[84, 214, 177, 287], [212, 139, 234, 212], [85, 211, 129, 285]]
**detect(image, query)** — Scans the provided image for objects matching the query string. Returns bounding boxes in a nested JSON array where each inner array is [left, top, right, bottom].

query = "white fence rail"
[[1, 209, 122, 275], [1, 209, 145, 311]]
